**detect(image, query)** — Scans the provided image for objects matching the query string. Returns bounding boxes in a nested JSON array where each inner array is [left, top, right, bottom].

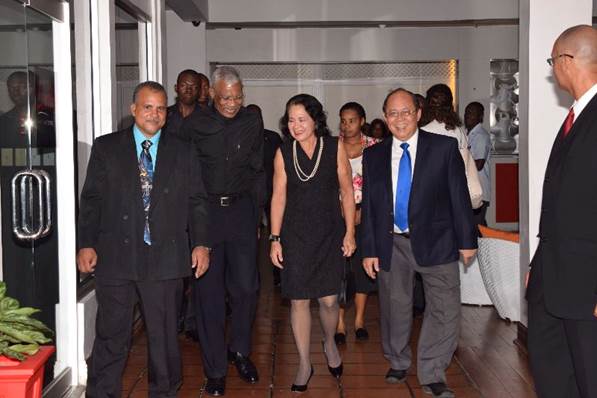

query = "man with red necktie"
[[527, 25, 597, 398]]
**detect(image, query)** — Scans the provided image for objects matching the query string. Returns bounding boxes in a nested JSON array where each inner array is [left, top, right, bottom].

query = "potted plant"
[[0, 281, 54, 398]]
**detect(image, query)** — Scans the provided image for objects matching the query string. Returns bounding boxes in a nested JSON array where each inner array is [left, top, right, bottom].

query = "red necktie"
[[563, 108, 575, 137]]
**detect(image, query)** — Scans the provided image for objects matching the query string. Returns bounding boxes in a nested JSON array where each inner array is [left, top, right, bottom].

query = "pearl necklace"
[[293, 137, 324, 182]]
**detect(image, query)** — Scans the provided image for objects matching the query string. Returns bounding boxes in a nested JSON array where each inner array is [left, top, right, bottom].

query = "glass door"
[[0, 0, 58, 384]]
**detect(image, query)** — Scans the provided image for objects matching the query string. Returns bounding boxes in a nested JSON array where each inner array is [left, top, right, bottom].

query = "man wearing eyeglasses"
[[360, 88, 477, 398], [527, 25, 597, 398], [181, 66, 264, 396]]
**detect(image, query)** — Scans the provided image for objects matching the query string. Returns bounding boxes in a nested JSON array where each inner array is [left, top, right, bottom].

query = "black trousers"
[[192, 196, 259, 378], [87, 277, 183, 398], [527, 260, 597, 398]]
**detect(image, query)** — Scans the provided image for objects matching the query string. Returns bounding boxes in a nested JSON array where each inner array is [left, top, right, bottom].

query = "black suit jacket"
[[361, 130, 477, 271], [77, 127, 209, 281], [531, 93, 597, 320]]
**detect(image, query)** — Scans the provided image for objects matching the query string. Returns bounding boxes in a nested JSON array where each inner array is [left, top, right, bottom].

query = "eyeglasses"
[[386, 109, 417, 119], [546, 53, 574, 67]]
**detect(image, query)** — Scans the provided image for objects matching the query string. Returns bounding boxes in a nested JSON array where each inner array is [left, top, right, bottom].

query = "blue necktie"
[[394, 142, 411, 231], [139, 140, 153, 245]]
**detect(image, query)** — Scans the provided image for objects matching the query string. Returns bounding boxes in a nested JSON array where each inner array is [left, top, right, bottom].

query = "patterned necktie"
[[563, 108, 575, 137], [394, 143, 412, 231], [139, 140, 153, 245]]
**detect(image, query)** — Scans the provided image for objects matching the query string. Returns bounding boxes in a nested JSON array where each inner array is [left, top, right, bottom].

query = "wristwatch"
[[269, 234, 281, 242]]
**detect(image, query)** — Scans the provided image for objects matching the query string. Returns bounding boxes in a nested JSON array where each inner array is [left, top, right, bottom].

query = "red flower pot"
[[0, 346, 55, 398]]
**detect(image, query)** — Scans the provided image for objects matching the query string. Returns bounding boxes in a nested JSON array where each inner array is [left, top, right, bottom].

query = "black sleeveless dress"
[[279, 136, 345, 299]]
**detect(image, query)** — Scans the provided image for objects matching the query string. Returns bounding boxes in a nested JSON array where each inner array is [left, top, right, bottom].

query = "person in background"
[[335, 101, 380, 345], [197, 72, 210, 108], [420, 84, 468, 149], [270, 94, 356, 392], [464, 101, 491, 227], [246, 103, 283, 286], [369, 118, 390, 139]]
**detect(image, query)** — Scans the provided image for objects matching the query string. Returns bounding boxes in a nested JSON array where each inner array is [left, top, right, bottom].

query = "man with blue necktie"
[[77, 81, 210, 397], [361, 88, 477, 398]]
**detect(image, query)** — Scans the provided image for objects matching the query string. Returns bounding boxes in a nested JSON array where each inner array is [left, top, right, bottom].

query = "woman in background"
[[336, 102, 380, 345], [270, 94, 356, 392]]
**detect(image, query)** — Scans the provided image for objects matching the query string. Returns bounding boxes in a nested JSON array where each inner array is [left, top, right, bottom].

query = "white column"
[[52, 1, 78, 385], [518, 0, 592, 326]]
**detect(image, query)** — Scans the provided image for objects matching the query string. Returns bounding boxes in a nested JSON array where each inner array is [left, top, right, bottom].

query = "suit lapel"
[[150, 132, 176, 213], [410, 130, 429, 205], [381, 138, 394, 210], [119, 128, 144, 210]]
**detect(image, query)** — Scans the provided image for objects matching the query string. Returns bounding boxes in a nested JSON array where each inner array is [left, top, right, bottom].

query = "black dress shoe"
[[385, 368, 407, 384], [204, 377, 226, 396], [290, 365, 314, 392], [228, 351, 259, 383], [422, 382, 455, 398], [333, 332, 346, 345], [355, 327, 369, 341], [321, 341, 343, 379]]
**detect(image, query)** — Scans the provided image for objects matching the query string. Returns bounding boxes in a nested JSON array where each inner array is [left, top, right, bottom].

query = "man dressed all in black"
[[164, 69, 202, 140], [77, 81, 210, 397], [182, 66, 264, 396]]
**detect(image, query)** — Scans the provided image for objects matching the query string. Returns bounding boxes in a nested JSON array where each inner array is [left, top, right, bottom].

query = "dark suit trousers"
[[192, 196, 259, 378], [87, 276, 183, 398], [527, 259, 597, 398]]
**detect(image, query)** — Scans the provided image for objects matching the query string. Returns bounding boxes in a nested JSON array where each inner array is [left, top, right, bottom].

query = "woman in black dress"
[[270, 94, 356, 391]]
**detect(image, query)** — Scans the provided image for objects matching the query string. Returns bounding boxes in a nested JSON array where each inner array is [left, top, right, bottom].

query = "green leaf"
[[0, 345, 26, 361], [0, 324, 51, 344], [0, 282, 5, 300], [0, 332, 21, 344], [8, 343, 39, 356], [0, 297, 19, 312], [5, 316, 53, 336], [3, 307, 40, 317]]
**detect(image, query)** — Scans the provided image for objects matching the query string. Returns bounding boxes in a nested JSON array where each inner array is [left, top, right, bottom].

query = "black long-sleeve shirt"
[[181, 105, 265, 214]]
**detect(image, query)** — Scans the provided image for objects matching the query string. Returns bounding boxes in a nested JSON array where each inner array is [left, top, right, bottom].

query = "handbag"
[[338, 258, 356, 307], [460, 147, 484, 210]]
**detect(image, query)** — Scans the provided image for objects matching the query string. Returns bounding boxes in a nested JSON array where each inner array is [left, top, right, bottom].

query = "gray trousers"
[[378, 235, 461, 385]]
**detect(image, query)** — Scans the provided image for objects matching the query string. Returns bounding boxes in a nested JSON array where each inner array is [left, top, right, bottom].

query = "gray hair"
[[132, 81, 167, 103], [211, 66, 242, 87]]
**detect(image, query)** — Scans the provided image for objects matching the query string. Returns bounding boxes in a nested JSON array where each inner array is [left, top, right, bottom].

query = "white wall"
[[206, 25, 518, 125], [164, 10, 207, 104], [208, 0, 519, 22]]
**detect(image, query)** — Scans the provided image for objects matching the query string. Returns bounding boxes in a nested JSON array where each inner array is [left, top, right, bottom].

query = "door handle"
[[11, 169, 52, 241]]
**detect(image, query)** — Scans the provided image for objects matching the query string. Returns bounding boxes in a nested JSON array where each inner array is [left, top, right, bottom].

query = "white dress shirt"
[[572, 83, 597, 122], [392, 130, 419, 233]]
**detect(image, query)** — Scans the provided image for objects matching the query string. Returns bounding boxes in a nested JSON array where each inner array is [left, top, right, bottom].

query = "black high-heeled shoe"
[[321, 340, 343, 378], [290, 365, 314, 392]]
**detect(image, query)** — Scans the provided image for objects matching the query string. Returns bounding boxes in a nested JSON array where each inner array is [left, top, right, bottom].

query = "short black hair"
[[280, 94, 331, 138], [339, 101, 366, 120], [132, 81, 167, 103], [176, 69, 199, 83], [382, 88, 419, 114], [466, 101, 485, 115]]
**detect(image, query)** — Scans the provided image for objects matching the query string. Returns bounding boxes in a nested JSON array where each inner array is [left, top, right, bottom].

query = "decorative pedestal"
[[0, 346, 55, 398]]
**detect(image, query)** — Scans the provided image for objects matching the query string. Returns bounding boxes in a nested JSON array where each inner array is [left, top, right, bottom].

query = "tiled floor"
[[120, 236, 536, 398]]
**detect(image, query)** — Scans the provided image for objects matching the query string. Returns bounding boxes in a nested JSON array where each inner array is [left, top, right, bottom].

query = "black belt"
[[394, 232, 410, 239], [207, 193, 247, 207]]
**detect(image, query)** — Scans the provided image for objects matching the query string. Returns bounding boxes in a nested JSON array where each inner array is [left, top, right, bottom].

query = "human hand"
[[192, 246, 210, 278], [77, 248, 98, 273], [362, 257, 379, 279], [342, 233, 356, 257], [270, 241, 284, 269], [459, 249, 477, 266], [525, 270, 530, 288]]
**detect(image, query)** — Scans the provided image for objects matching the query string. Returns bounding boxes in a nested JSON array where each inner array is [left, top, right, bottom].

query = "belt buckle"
[[220, 196, 230, 207]]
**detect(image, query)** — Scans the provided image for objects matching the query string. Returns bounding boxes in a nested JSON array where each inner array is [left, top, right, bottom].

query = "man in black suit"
[[77, 81, 210, 398], [527, 25, 597, 398], [182, 66, 264, 396], [361, 88, 477, 398]]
